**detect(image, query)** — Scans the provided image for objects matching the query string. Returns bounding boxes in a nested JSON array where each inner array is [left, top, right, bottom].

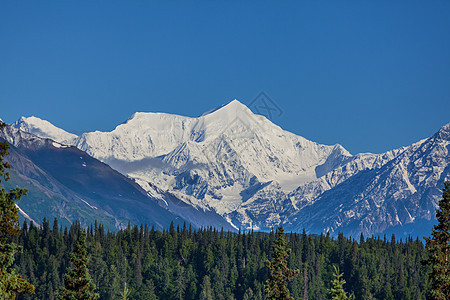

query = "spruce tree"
[[424, 181, 450, 300], [199, 275, 213, 300], [0, 122, 35, 298], [265, 225, 299, 300], [329, 266, 351, 300], [59, 230, 99, 300]]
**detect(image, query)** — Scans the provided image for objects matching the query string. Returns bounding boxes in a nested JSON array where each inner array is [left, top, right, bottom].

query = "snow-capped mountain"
[[13, 101, 450, 237]]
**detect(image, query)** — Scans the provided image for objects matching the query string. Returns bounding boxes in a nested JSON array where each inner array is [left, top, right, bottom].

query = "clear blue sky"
[[1, 1, 449, 154]]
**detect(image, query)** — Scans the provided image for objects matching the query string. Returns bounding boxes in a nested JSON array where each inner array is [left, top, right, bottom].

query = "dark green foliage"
[[11, 218, 433, 300], [265, 226, 299, 299], [0, 123, 35, 299], [59, 230, 99, 300], [424, 182, 450, 300]]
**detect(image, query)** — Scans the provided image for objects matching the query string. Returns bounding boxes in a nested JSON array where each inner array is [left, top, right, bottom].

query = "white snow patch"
[[75, 196, 98, 209], [16, 204, 41, 227], [52, 142, 68, 148], [225, 216, 239, 230], [133, 178, 169, 206], [147, 191, 168, 206]]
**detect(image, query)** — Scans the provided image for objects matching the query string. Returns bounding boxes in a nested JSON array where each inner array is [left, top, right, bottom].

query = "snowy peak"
[[73, 99, 317, 163], [200, 99, 250, 117], [434, 123, 450, 140], [202, 99, 269, 128], [441, 122, 450, 131], [13, 116, 78, 145]]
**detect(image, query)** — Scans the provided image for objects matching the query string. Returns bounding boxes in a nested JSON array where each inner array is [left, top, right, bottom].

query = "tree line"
[[8, 218, 431, 299]]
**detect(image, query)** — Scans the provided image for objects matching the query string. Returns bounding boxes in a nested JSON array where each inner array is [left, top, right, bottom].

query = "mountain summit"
[[12, 102, 450, 236], [13, 116, 78, 144], [200, 99, 250, 117]]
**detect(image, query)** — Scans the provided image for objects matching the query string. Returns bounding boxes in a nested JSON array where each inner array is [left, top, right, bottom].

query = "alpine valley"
[[8, 100, 450, 237]]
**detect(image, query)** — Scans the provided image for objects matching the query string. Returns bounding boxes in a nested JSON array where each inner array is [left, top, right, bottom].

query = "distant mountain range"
[[8, 100, 450, 237]]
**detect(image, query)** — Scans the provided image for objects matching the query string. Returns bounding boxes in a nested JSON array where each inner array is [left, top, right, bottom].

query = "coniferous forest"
[[12, 219, 431, 300]]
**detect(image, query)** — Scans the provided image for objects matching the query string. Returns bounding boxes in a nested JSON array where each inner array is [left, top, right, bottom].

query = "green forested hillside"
[[14, 219, 430, 299]]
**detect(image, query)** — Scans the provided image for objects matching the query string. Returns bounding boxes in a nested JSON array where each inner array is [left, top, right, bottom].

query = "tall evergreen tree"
[[329, 266, 351, 300], [302, 265, 309, 300], [0, 122, 35, 299], [265, 226, 299, 300], [199, 275, 213, 300], [424, 181, 450, 300], [59, 230, 99, 300]]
